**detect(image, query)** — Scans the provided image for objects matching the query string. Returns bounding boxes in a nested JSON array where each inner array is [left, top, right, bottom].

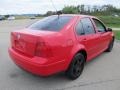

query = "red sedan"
[[9, 14, 114, 80]]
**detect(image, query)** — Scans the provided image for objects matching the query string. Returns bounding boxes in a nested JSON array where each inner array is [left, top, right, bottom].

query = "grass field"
[[97, 16, 120, 28], [113, 30, 120, 40]]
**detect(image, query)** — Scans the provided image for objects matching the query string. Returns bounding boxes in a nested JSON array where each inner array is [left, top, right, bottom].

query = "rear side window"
[[29, 16, 73, 31], [81, 18, 95, 34], [76, 21, 84, 35]]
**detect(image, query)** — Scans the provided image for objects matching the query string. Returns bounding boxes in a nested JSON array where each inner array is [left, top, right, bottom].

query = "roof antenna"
[[50, 0, 57, 12], [50, 0, 62, 18]]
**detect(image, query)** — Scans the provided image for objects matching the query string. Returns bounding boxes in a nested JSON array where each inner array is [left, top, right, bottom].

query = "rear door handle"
[[83, 38, 87, 41]]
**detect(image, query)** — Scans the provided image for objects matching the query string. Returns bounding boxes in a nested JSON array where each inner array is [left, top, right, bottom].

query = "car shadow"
[[9, 66, 72, 89]]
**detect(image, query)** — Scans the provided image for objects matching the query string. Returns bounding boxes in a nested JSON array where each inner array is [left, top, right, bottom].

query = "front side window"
[[93, 18, 106, 32], [81, 18, 95, 34], [29, 16, 73, 31]]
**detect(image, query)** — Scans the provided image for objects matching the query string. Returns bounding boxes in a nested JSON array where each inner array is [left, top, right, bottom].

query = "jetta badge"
[[17, 34, 21, 40]]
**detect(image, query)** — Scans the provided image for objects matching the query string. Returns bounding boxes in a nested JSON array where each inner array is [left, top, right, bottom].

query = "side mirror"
[[107, 28, 112, 32]]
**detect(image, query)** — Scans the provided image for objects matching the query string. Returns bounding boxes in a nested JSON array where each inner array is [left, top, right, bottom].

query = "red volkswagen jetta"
[[9, 14, 114, 80]]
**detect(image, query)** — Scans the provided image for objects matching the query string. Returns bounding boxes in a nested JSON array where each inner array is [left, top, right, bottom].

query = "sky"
[[0, 0, 120, 15]]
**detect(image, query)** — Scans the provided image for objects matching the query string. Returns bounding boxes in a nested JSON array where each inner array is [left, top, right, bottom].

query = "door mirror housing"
[[107, 28, 112, 32]]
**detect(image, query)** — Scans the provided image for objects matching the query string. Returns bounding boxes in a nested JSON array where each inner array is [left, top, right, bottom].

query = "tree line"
[[45, 4, 120, 16]]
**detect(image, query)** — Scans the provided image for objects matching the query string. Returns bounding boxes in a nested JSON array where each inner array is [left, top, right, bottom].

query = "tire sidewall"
[[66, 53, 85, 80]]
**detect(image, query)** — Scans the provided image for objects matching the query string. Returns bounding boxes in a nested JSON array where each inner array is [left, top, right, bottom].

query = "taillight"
[[35, 42, 52, 57]]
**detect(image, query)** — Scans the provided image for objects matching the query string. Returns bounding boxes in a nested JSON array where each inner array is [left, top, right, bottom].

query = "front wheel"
[[106, 38, 114, 52], [66, 53, 85, 80]]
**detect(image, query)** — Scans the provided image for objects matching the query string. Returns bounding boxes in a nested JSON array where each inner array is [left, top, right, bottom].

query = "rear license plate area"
[[15, 40, 26, 52]]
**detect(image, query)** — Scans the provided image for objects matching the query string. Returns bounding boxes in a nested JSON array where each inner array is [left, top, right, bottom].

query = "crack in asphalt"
[[55, 78, 120, 90]]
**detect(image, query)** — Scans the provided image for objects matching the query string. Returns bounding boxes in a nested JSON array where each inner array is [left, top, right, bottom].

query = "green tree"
[[62, 6, 79, 14]]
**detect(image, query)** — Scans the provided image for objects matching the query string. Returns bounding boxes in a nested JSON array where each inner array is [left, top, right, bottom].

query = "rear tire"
[[106, 38, 114, 52], [66, 53, 85, 80]]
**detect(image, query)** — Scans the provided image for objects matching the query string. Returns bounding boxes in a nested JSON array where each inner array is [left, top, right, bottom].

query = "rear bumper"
[[8, 48, 65, 76]]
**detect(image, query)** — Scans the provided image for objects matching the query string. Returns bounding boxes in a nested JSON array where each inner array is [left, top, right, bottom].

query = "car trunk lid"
[[11, 30, 42, 57], [11, 29, 58, 57]]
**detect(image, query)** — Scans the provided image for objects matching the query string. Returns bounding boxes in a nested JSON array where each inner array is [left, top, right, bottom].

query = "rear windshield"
[[28, 16, 73, 31]]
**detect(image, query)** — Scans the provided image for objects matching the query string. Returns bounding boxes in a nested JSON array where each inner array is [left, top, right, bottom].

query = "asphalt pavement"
[[0, 19, 120, 90]]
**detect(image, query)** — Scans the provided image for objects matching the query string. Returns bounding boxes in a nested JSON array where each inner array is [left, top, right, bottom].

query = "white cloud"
[[0, 0, 119, 15]]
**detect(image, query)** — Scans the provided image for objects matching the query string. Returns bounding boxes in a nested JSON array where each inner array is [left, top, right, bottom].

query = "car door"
[[75, 17, 101, 61], [92, 18, 111, 51]]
